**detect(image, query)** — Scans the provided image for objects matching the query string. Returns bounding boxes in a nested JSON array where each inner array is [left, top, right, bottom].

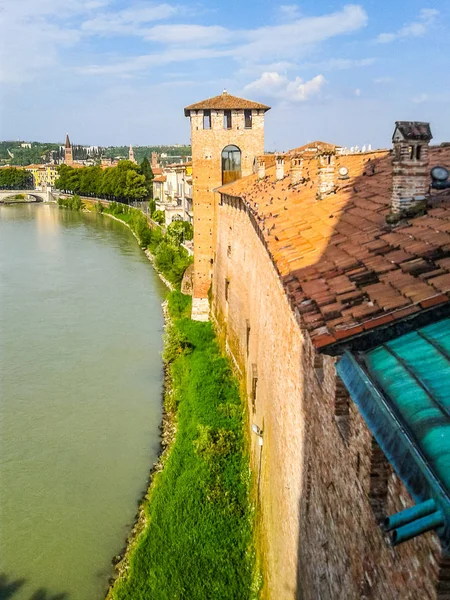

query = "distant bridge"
[[0, 189, 56, 203]]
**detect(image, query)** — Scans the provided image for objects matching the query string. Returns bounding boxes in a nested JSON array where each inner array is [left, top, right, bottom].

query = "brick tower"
[[64, 134, 73, 166], [184, 91, 270, 320]]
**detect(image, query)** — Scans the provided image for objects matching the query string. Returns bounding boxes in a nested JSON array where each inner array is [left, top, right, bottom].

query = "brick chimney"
[[257, 157, 265, 179], [290, 157, 303, 185], [391, 121, 433, 215], [317, 151, 336, 198], [276, 155, 285, 180]]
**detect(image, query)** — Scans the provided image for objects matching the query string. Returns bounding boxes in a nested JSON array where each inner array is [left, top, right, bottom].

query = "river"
[[0, 204, 166, 599]]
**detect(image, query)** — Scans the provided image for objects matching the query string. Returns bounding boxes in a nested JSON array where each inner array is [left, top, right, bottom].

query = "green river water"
[[0, 204, 166, 599]]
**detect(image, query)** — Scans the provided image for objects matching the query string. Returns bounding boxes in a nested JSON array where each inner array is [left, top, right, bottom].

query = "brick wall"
[[213, 194, 444, 600]]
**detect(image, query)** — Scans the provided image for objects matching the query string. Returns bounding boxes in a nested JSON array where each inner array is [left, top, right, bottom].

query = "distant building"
[[100, 157, 119, 167], [129, 144, 137, 164], [25, 164, 59, 189], [64, 134, 73, 166], [152, 161, 192, 225]]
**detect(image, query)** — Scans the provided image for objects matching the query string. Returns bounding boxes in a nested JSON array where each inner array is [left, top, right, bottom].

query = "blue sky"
[[1, 0, 449, 150]]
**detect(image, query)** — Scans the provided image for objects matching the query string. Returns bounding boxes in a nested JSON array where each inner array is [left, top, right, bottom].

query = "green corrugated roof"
[[364, 318, 450, 496]]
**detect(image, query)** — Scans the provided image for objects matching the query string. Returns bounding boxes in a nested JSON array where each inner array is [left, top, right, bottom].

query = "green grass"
[[110, 292, 257, 600]]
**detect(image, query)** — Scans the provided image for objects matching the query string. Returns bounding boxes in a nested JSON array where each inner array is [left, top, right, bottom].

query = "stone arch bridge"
[[0, 189, 56, 203]]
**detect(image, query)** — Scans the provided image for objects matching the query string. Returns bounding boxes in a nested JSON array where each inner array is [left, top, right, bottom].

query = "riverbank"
[[57, 199, 259, 598], [107, 291, 259, 599]]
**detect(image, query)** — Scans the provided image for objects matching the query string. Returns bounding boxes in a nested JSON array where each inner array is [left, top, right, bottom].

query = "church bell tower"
[[184, 91, 270, 320], [64, 133, 73, 166]]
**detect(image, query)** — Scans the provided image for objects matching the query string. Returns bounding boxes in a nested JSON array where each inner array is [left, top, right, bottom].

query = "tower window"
[[225, 278, 230, 301], [416, 145, 422, 160], [203, 110, 211, 129], [244, 109, 252, 129], [224, 110, 232, 129], [222, 145, 241, 184]]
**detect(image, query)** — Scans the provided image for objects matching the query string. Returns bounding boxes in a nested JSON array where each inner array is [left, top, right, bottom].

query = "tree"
[[166, 221, 193, 246], [139, 157, 154, 197], [0, 167, 33, 189], [54, 161, 150, 203]]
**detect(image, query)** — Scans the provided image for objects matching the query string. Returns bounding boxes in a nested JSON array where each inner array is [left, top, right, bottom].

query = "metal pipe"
[[383, 499, 436, 531], [391, 511, 444, 546]]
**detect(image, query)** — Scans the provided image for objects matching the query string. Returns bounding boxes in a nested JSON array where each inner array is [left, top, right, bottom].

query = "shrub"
[[148, 198, 156, 216], [167, 291, 192, 319], [58, 194, 83, 211], [95, 201, 104, 213], [166, 220, 194, 246], [152, 210, 165, 225]]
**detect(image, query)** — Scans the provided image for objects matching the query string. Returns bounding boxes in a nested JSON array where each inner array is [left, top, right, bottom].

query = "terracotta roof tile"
[[218, 144, 450, 347], [184, 91, 270, 115]]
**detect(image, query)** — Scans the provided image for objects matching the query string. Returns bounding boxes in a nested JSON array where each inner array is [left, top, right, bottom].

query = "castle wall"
[[213, 195, 443, 600]]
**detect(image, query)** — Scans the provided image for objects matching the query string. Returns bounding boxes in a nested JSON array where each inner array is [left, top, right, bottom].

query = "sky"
[[1, 0, 449, 150]]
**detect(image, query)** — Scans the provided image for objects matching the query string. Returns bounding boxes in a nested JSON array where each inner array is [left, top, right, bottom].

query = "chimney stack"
[[290, 157, 303, 185], [391, 121, 432, 215], [317, 151, 336, 198], [257, 157, 266, 179], [276, 155, 285, 180]]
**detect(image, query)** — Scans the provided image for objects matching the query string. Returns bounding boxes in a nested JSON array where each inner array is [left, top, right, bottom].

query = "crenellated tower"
[[184, 91, 270, 320]]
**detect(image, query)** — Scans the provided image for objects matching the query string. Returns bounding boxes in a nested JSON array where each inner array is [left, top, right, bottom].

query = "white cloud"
[[77, 47, 232, 76], [0, 0, 97, 83], [144, 24, 231, 46], [77, 4, 368, 78], [413, 93, 428, 104], [355, 88, 361, 96], [374, 76, 394, 84], [244, 72, 326, 103], [303, 57, 375, 71], [237, 4, 367, 64], [375, 8, 439, 44], [81, 3, 177, 35], [279, 5, 302, 21]]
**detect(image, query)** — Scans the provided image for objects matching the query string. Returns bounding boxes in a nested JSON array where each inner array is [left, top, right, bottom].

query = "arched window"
[[222, 145, 241, 184]]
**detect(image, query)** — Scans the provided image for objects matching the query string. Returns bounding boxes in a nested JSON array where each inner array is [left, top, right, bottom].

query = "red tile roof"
[[218, 145, 450, 348], [184, 91, 270, 116]]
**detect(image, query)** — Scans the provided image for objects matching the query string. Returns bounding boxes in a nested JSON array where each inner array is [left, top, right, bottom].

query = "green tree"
[[139, 156, 154, 197], [166, 220, 194, 246], [0, 167, 33, 189]]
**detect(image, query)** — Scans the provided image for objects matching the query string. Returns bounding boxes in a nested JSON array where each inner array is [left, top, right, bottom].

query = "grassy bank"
[[108, 291, 258, 600]]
